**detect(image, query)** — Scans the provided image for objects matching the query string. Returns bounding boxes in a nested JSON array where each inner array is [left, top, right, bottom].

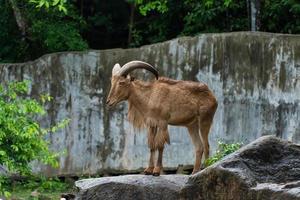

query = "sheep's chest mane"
[[127, 79, 166, 130], [127, 101, 146, 130], [127, 80, 151, 130]]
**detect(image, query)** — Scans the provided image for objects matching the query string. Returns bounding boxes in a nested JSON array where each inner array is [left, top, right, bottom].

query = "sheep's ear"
[[112, 63, 121, 75], [129, 75, 135, 81], [126, 74, 135, 81]]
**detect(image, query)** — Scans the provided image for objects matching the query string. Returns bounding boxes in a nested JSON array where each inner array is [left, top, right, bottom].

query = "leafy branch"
[[0, 81, 69, 197]]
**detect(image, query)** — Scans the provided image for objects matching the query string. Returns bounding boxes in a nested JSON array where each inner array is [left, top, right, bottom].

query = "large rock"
[[76, 136, 300, 200], [75, 175, 189, 200], [182, 135, 300, 199]]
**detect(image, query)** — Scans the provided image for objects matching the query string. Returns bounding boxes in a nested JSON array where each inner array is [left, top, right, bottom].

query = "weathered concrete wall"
[[0, 32, 300, 176]]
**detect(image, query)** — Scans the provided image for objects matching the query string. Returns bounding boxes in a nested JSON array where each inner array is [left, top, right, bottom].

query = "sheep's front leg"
[[144, 126, 156, 175], [153, 126, 169, 176], [144, 149, 155, 175], [153, 147, 164, 176]]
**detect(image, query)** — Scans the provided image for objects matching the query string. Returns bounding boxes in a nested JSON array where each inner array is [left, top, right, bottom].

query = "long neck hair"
[[127, 80, 152, 130]]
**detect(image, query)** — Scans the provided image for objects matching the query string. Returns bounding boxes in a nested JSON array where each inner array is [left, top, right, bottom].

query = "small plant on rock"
[[205, 141, 242, 167]]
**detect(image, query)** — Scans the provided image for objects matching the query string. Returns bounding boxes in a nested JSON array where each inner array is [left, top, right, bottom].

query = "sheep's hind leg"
[[199, 116, 213, 169], [187, 122, 203, 175]]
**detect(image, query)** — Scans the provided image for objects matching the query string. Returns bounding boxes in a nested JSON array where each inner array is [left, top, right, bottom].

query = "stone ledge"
[[76, 136, 300, 200], [75, 175, 188, 200]]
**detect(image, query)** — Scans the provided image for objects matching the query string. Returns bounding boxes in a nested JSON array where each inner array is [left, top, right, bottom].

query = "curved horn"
[[118, 61, 159, 79]]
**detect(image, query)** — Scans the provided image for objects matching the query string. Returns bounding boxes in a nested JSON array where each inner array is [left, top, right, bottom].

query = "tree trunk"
[[8, 0, 28, 40], [255, 0, 261, 31], [127, 3, 135, 47], [246, 0, 250, 30], [249, 0, 261, 31], [81, 0, 84, 17]]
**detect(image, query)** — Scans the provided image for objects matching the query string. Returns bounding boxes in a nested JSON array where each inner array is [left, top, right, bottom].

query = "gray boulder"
[[75, 136, 300, 200], [75, 174, 188, 200], [182, 135, 300, 200]]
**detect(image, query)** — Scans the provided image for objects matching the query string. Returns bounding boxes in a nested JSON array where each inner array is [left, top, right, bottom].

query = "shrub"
[[205, 140, 242, 167], [0, 81, 69, 197]]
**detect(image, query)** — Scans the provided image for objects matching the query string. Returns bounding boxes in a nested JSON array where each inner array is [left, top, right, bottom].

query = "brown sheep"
[[106, 61, 217, 176]]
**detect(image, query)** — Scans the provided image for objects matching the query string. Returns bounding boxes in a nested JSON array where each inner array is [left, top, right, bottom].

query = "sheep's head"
[[106, 60, 158, 107]]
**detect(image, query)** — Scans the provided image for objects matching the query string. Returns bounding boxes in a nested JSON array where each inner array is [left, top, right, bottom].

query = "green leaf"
[[4, 191, 11, 198], [52, 0, 60, 6], [58, 4, 67, 14], [224, 0, 232, 7], [45, 1, 50, 8], [0, 150, 6, 156], [36, 0, 45, 8]]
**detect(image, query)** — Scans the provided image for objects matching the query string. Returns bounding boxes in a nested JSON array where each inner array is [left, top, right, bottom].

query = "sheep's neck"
[[128, 81, 152, 114]]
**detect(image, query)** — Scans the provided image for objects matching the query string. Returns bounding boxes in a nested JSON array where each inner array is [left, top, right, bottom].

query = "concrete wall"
[[0, 32, 299, 176]]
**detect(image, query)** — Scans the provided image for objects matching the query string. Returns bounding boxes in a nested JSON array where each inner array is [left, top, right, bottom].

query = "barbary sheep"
[[106, 61, 217, 176]]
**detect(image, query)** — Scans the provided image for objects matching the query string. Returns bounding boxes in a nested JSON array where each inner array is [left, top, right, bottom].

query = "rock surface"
[[76, 136, 300, 200], [75, 175, 189, 200], [182, 135, 300, 200]]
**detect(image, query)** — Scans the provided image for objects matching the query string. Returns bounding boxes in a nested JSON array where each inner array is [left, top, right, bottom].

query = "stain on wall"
[[0, 32, 299, 176]]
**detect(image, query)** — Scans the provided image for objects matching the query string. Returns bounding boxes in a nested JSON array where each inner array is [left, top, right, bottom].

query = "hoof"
[[144, 167, 154, 175], [152, 167, 161, 176], [152, 172, 160, 176], [144, 171, 153, 175]]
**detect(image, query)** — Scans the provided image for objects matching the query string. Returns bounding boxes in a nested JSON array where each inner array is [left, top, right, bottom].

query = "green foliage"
[[1, 0, 300, 62], [29, 0, 67, 13], [28, 3, 88, 54], [129, 28, 144, 47], [0, 81, 69, 196], [182, 0, 248, 35], [0, 176, 11, 198], [205, 141, 242, 167], [0, 1, 29, 62], [129, 0, 249, 47], [132, 0, 300, 45], [261, 0, 300, 34], [2, 175, 72, 199], [129, 0, 185, 47], [0, 0, 88, 63], [30, 19, 88, 53], [134, 0, 168, 16], [15, 176, 69, 192]]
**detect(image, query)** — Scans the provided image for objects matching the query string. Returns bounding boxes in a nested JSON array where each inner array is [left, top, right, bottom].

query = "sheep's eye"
[[118, 81, 126, 85]]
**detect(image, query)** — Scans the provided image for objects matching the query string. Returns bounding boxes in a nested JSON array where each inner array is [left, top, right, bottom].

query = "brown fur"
[[158, 77, 209, 93], [107, 73, 218, 176]]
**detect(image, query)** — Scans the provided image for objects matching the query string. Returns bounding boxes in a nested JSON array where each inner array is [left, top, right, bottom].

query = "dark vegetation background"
[[1, 0, 300, 62]]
